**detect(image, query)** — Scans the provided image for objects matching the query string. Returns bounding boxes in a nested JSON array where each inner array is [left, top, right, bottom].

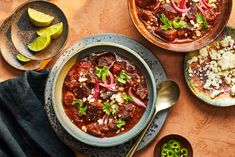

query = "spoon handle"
[[125, 110, 158, 157]]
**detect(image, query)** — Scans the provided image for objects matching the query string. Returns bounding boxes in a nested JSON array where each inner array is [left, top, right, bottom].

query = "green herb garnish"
[[103, 102, 119, 115], [116, 119, 126, 128], [79, 106, 87, 116], [72, 99, 83, 106], [173, 18, 187, 29], [121, 93, 133, 102], [95, 66, 109, 82], [103, 102, 113, 116], [196, 13, 208, 30], [72, 99, 87, 115], [112, 104, 119, 115], [160, 13, 172, 30], [115, 70, 130, 84]]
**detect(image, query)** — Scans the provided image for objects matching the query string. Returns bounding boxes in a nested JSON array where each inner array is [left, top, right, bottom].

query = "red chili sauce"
[[136, 0, 221, 43], [62, 52, 148, 137]]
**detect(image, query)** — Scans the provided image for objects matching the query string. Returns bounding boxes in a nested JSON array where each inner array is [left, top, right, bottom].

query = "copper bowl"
[[154, 134, 193, 157], [128, 0, 232, 52]]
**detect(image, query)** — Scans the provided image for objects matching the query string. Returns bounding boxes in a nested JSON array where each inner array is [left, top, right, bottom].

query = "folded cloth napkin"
[[0, 70, 75, 157]]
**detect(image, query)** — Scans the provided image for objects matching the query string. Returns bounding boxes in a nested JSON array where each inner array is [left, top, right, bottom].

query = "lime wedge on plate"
[[28, 35, 51, 52], [16, 54, 30, 62], [37, 22, 63, 39], [28, 8, 54, 27]]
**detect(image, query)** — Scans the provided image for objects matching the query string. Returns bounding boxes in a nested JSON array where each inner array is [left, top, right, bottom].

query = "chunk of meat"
[[136, 83, 148, 99], [154, 4, 178, 20], [85, 103, 103, 122], [73, 84, 91, 98], [154, 29, 177, 42], [63, 92, 76, 106], [204, 9, 217, 22], [127, 73, 141, 88], [136, 0, 160, 10], [112, 63, 126, 75], [137, 9, 151, 23], [107, 119, 119, 131], [117, 103, 136, 120], [86, 122, 109, 137], [64, 78, 79, 91], [102, 91, 114, 100], [96, 55, 115, 67], [177, 29, 187, 38]]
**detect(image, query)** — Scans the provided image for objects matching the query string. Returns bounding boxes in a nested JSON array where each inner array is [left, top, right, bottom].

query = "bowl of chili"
[[52, 42, 156, 147], [128, 0, 232, 52]]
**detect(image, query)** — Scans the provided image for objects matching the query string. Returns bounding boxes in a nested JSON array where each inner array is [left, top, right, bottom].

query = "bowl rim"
[[51, 42, 157, 147], [128, 0, 232, 52]]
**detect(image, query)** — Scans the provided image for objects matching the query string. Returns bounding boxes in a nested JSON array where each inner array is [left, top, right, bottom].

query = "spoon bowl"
[[126, 80, 180, 157]]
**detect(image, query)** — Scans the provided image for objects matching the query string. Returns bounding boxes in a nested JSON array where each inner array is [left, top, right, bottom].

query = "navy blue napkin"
[[0, 70, 74, 157]]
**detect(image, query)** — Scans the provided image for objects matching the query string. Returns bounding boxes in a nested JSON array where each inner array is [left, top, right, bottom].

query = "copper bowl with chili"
[[128, 0, 232, 52], [52, 42, 156, 147]]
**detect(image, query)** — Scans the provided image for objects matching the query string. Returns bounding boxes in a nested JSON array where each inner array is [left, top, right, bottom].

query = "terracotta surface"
[[0, 1, 235, 157]]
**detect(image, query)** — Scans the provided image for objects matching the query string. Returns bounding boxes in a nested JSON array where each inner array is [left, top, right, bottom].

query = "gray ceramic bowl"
[[52, 42, 156, 147]]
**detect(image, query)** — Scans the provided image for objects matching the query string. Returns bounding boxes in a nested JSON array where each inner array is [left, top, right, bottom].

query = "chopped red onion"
[[196, 3, 206, 16], [109, 61, 115, 68], [170, 0, 191, 13], [201, 0, 211, 9], [128, 87, 146, 108]]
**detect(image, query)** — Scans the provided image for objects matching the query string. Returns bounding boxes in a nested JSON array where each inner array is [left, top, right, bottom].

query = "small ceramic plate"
[[184, 27, 235, 107], [10, 0, 68, 60], [0, 15, 41, 71], [44, 34, 168, 156]]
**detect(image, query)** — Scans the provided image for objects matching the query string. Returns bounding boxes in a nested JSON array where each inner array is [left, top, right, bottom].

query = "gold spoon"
[[126, 80, 180, 157]]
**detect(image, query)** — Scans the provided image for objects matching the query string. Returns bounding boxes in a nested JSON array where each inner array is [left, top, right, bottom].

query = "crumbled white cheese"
[[199, 47, 208, 58], [97, 119, 103, 125], [82, 126, 87, 132], [78, 76, 87, 82], [111, 93, 124, 104], [218, 51, 235, 70], [220, 36, 234, 48], [230, 86, 235, 96], [210, 90, 223, 99]]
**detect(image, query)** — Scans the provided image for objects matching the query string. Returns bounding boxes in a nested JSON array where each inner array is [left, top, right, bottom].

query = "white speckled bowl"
[[52, 42, 156, 147]]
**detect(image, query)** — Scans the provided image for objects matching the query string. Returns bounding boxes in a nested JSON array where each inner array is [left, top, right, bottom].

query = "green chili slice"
[[181, 148, 189, 157]]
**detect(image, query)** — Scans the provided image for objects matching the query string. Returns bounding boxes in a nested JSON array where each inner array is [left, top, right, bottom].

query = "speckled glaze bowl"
[[52, 42, 156, 147], [128, 0, 232, 52]]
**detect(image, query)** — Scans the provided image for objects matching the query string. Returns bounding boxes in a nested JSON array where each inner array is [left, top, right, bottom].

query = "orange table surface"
[[0, 1, 235, 157]]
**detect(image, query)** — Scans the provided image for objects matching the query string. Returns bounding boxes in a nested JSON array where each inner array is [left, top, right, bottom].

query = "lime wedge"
[[28, 8, 54, 27], [16, 54, 30, 62], [28, 35, 51, 52], [37, 22, 63, 39]]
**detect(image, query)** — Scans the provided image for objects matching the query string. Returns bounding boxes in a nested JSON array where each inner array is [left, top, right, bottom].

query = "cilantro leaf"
[[115, 70, 130, 84], [79, 106, 87, 116], [196, 13, 208, 30], [72, 99, 87, 115], [112, 104, 119, 115], [173, 18, 187, 29], [103, 102, 113, 116], [72, 99, 83, 106], [116, 119, 126, 128], [95, 66, 109, 82], [160, 13, 172, 30], [121, 93, 133, 102]]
